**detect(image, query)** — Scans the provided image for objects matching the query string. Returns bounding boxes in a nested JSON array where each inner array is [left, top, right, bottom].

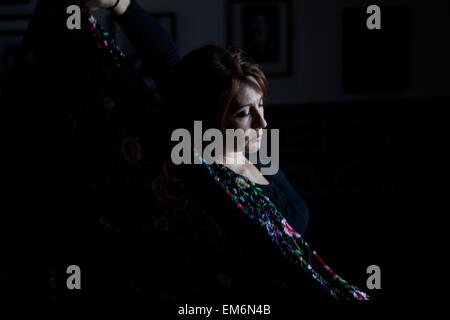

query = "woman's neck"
[[215, 151, 248, 165]]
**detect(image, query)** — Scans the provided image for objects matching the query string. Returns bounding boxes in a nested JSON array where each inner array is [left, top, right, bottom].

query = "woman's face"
[[222, 76, 267, 154]]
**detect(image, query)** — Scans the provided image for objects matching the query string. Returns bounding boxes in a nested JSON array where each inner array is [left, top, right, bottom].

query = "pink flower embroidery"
[[121, 137, 143, 164], [281, 218, 301, 238], [151, 161, 188, 210], [88, 17, 96, 29], [308, 250, 339, 280], [162, 160, 180, 182], [353, 290, 369, 300]]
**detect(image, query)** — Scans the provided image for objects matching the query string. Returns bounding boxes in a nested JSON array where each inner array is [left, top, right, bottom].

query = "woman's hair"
[[168, 45, 268, 131]]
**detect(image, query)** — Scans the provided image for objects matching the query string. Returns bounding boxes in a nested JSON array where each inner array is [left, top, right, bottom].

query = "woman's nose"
[[253, 107, 267, 129]]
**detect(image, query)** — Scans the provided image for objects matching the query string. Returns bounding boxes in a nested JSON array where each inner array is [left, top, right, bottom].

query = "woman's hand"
[[81, 0, 115, 12], [80, 0, 131, 16]]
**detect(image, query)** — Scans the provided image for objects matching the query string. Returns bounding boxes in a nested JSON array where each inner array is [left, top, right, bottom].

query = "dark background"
[[1, 0, 448, 309]]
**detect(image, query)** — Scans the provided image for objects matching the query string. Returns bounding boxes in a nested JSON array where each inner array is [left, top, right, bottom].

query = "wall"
[[131, 0, 449, 104]]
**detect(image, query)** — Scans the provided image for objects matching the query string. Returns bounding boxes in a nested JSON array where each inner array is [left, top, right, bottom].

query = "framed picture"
[[227, 0, 292, 77]]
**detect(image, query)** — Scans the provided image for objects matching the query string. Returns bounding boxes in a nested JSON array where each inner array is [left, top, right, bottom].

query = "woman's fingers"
[[81, 0, 115, 12]]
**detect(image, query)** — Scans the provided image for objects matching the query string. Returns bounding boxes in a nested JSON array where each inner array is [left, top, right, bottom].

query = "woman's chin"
[[247, 141, 261, 153]]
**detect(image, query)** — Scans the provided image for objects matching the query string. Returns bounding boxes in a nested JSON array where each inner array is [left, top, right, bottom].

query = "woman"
[[2, 0, 369, 303], [74, 0, 372, 303], [86, 0, 310, 236]]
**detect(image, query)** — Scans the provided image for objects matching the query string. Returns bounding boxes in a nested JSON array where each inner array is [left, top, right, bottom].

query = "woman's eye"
[[236, 105, 263, 117]]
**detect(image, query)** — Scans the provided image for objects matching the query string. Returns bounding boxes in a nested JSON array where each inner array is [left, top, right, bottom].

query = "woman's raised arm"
[[82, 0, 181, 99]]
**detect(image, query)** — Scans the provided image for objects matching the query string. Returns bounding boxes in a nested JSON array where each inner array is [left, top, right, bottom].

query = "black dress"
[[252, 153, 310, 235]]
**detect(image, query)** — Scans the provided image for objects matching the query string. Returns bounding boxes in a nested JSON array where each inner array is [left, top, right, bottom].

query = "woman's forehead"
[[235, 78, 263, 106]]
